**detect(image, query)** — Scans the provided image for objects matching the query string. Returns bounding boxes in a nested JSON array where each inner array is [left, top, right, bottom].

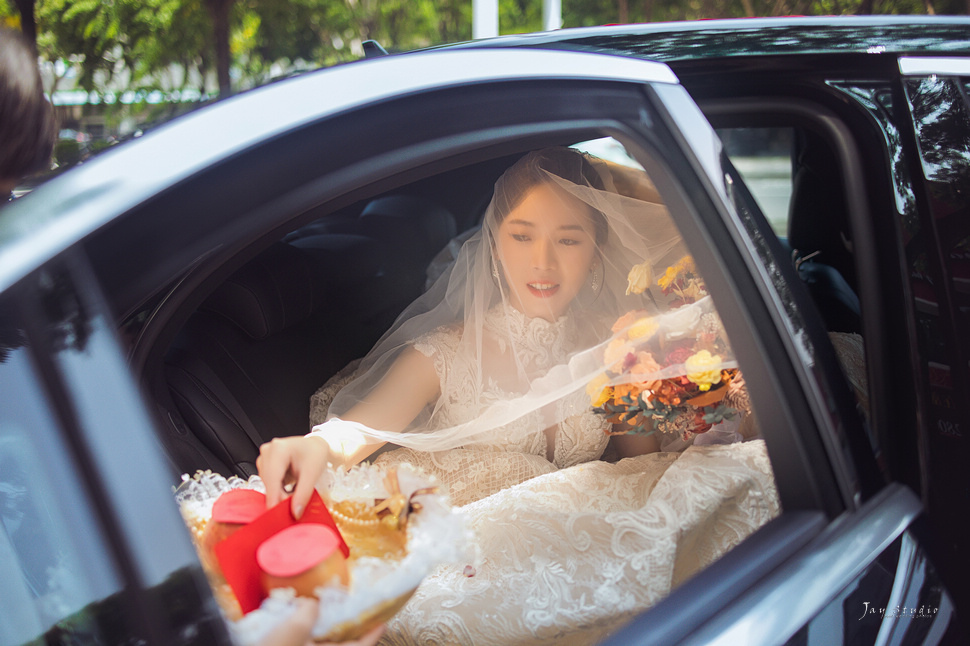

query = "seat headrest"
[[360, 195, 458, 262], [201, 243, 319, 340], [290, 233, 384, 279]]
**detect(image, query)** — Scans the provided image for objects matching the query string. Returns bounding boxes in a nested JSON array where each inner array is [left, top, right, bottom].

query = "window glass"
[[571, 136, 644, 169], [717, 127, 794, 237], [0, 309, 124, 645], [198, 136, 784, 641]]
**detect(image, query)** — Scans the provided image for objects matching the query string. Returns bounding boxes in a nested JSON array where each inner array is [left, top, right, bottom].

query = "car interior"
[[79, 107, 897, 641], [785, 128, 863, 335], [161, 193, 464, 477], [150, 150, 527, 478], [136, 127, 870, 487]]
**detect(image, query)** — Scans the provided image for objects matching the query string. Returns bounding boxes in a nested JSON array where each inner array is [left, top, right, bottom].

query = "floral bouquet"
[[588, 255, 748, 442]]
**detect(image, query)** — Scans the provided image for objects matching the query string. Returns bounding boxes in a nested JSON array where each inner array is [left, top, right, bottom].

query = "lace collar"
[[484, 304, 573, 367]]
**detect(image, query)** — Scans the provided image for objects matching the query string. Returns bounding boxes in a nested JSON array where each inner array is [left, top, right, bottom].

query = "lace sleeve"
[[308, 358, 362, 429], [411, 324, 461, 388], [310, 326, 460, 430]]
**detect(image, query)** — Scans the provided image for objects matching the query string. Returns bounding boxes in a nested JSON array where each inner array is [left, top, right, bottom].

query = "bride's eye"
[[560, 238, 581, 246], [511, 233, 531, 242]]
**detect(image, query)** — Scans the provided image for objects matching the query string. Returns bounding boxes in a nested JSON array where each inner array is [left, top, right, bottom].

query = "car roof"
[[445, 15, 970, 61], [0, 48, 677, 295]]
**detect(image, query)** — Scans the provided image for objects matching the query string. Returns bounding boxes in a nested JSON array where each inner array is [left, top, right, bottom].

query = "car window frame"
[[115, 77, 846, 515], [66, 74, 878, 642], [1, 255, 232, 645], [693, 96, 893, 501], [647, 85, 881, 511]]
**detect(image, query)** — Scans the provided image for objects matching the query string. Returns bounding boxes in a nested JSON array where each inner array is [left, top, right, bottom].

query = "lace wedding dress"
[[308, 308, 781, 645]]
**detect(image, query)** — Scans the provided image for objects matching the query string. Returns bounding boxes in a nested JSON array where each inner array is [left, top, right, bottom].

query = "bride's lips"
[[527, 282, 560, 298]]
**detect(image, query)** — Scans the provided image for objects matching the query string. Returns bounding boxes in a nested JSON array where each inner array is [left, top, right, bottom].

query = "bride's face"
[[495, 182, 599, 321]]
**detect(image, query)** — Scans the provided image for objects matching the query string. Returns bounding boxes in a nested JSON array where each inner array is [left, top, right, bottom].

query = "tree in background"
[[564, 0, 968, 23], [1, 0, 968, 109], [204, 0, 234, 96]]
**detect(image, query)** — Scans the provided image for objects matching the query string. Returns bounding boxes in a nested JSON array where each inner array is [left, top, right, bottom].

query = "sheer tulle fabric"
[[318, 148, 737, 453], [307, 147, 775, 644]]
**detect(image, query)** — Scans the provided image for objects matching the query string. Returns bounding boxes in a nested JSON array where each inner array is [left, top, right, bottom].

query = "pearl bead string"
[[330, 507, 381, 528]]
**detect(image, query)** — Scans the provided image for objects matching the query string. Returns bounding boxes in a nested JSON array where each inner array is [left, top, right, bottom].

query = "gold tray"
[[175, 465, 464, 644]]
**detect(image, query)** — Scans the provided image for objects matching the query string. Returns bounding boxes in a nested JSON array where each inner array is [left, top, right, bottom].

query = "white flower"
[[626, 261, 652, 295]]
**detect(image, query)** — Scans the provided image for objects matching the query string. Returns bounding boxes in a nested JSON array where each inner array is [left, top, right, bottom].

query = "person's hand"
[[256, 597, 317, 646], [257, 435, 331, 519], [256, 597, 385, 646], [340, 624, 385, 646]]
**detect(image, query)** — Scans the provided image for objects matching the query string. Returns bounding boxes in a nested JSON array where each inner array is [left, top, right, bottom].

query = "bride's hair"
[[490, 147, 609, 245]]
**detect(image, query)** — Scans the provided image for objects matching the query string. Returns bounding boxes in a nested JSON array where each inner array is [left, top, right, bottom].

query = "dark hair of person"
[[491, 147, 609, 245], [0, 29, 56, 182]]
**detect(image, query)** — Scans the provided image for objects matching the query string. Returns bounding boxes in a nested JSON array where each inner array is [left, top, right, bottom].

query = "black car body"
[[476, 16, 970, 638], [1, 15, 968, 645]]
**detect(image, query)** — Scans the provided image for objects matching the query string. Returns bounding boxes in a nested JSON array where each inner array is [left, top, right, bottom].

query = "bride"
[[257, 146, 779, 644]]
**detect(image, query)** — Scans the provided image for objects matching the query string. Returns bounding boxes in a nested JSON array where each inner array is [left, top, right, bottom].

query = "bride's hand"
[[256, 597, 385, 646], [257, 435, 331, 519]]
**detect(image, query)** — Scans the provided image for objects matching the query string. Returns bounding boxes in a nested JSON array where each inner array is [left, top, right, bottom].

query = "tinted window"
[[717, 127, 794, 237], [0, 297, 126, 645]]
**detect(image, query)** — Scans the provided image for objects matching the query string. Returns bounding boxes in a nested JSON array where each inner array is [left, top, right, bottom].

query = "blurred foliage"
[[564, 0, 969, 24], [53, 137, 82, 167], [0, 0, 966, 101], [1, 3, 19, 29]]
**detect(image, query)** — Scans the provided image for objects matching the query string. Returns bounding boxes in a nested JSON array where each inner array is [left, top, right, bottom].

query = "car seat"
[[164, 242, 356, 476], [787, 130, 863, 334], [164, 197, 458, 477]]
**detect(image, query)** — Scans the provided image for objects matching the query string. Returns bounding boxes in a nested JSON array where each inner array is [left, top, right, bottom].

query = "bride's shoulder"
[[412, 321, 463, 358]]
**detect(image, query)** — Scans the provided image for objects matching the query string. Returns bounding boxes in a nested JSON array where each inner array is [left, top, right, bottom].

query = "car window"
[[0, 299, 126, 645], [163, 133, 797, 640], [717, 127, 794, 238]]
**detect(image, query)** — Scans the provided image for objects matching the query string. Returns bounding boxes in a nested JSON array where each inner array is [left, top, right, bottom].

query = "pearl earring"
[[590, 263, 601, 292], [492, 259, 500, 281]]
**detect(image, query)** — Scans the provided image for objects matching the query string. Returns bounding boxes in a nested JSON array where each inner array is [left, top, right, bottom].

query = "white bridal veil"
[[317, 146, 741, 454]]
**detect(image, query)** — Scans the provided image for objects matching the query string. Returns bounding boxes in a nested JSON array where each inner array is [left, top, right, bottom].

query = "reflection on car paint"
[[830, 82, 920, 225], [902, 76, 970, 605]]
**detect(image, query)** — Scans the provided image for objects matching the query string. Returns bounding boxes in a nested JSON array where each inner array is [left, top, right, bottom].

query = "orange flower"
[[613, 383, 641, 406], [611, 309, 648, 334], [630, 352, 661, 385]]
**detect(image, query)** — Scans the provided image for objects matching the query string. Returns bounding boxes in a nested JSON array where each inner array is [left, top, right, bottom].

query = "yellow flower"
[[586, 373, 613, 407], [657, 265, 680, 290], [627, 316, 658, 340], [677, 255, 696, 274], [626, 261, 652, 295], [685, 350, 723, 391], [611, 309, 648, 334]]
